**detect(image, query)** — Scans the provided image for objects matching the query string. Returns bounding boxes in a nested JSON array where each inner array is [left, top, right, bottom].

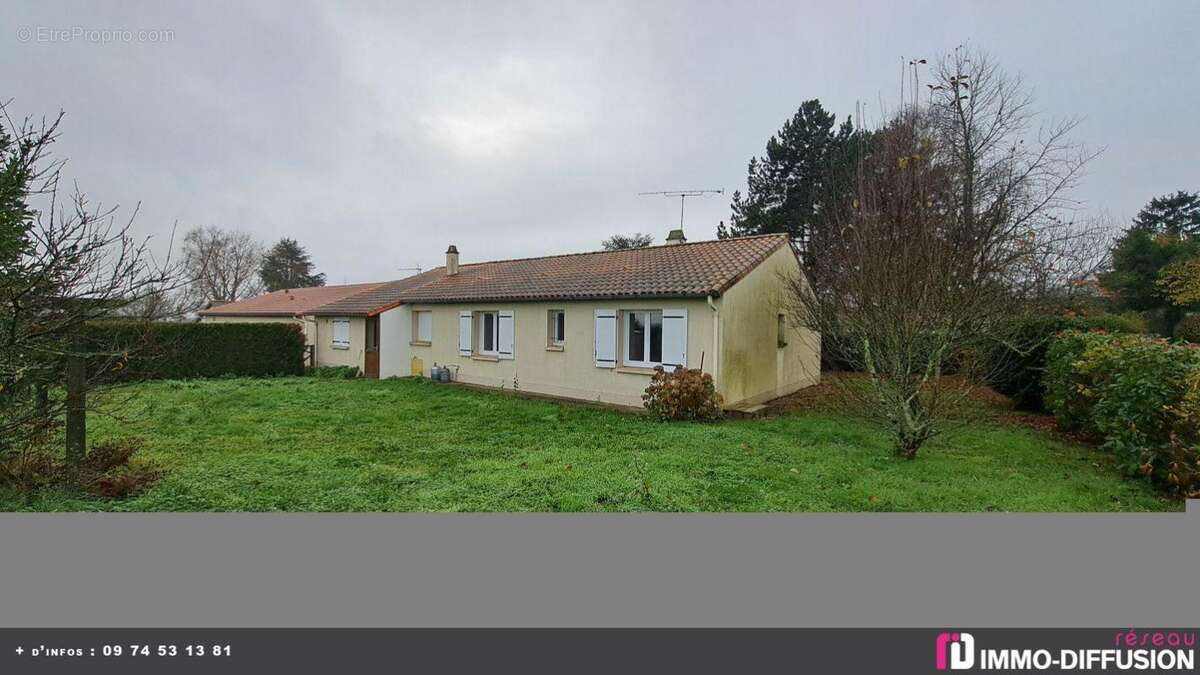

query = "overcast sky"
[[7, 1, 1199, 284]]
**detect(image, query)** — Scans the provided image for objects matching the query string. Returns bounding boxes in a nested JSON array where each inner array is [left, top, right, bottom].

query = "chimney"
[[445, 245, 460, 275], [665, 228, 687, 245]]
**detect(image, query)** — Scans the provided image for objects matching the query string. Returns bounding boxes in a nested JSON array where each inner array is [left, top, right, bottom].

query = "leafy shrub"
[[642, 366, 723, 421], [1115, 311, 1150, 335], [1076, 313, 1146, 334], [1140, 307, 1185, 338], [988, 314, 1143, 411], [1042, 330, 1107, 431], [1043, 330, 1200, 496], [1174, 315, 1200, 344], [306, 365, 360, 379], [81, 321, 306, 381]]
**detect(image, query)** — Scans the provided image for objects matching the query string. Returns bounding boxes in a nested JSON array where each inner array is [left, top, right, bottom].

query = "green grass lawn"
[[0, 377, 1180, 512]]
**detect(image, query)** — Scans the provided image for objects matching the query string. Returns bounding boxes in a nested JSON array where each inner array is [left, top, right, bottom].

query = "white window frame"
[[413, 310, 432, 344], [477, 311, 499, 357], [331, 317, 351, 349], [622, 310, 663, 368], [548, 309, 565, 346]]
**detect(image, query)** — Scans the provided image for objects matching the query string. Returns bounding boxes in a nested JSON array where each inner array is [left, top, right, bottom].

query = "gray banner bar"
[[0, 508, 1196, 628]]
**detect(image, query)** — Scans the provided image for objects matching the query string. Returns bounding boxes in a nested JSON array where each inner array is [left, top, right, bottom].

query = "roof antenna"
[[396, 265, 423, 274], [638, 189, 724, 230]]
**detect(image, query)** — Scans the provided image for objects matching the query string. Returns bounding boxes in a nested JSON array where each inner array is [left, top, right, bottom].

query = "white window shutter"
[[594, 309, 617, 368], [458, 311, 473, 356], [332, 318, 350, 346], [417, 311, 432, 342], [498, 310, 514, 359], [662, 308, 688, 369]]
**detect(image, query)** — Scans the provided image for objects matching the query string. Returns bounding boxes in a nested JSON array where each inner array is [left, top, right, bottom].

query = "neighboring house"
[[305, 269, 446, 377], [198, 282, 386, 357]]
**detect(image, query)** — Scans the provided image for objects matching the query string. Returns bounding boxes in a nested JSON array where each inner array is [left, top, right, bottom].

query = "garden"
[[0, 370, 1181, 512]]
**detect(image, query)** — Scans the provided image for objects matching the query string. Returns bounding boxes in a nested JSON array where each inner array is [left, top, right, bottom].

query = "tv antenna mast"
[[396, 265, 423, 275], [638, 189, 724, 229]]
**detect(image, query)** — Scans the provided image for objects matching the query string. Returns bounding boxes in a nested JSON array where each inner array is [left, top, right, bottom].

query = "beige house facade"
[[374, 237, 820, 408], [202, 233, 821, 408]]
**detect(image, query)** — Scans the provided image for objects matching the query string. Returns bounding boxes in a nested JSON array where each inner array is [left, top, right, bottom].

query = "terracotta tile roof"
[[310, 268, 448, 316], [198, 282, 386, 317], [312, 234, 790, 313]]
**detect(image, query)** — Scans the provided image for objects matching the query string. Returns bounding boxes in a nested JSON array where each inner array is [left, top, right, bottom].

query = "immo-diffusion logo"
[[935, 630, 1196, 671], [936, 632, 975, 671]]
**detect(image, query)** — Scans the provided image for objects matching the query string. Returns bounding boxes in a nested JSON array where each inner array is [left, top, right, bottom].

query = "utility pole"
[[638, 189, 724, 230]]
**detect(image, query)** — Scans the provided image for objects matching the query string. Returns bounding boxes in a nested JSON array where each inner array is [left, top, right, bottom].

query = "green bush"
[[642, 366, 723, 422], [1140, 307, 1186, 337], [1042, 330, 1105, 431], [1115, 311, 1150, 334], [1043, 330, 1200, 496], [1075, 313, 1146, 334], [81, 321, 306, 381], [306, 365, 360, 379], [1174, 315, 1200, 344], [987, 314, 1143, 411]]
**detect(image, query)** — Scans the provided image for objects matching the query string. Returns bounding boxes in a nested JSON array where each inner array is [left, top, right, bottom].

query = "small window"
[[777, 313, 788, 348], [478, 311, 498, 356], [412, 310, 432, 343], [332, 318, 351, 348], [623, 310, 662, 368], [548, 310, 565, 346]]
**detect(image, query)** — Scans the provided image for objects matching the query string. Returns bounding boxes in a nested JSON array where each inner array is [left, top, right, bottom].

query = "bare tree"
[[602, 232, 654, 251], [788, 48, 1101, 458], [0, 102, 180, 464], [181, 225, 264, 305]]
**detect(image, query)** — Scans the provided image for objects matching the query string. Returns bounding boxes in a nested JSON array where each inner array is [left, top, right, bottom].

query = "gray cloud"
[[6, 0, 1199, 283]]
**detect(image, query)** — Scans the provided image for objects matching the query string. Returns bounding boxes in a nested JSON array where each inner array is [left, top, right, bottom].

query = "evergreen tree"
[[1102, 229, 1196, 311], [1100, 191, 1200, 334], [259, 238, 326, 291], [719, 99, 866, 255], [1132, 190, 1200, 237]]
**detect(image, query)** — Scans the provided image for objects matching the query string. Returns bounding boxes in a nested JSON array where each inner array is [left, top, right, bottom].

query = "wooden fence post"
[[65, 355, 86, 465]]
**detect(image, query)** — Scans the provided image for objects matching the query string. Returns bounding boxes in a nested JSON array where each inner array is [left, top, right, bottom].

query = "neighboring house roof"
[[310, 268, 448, 316], [198, 282, 386, 317], [310, 234, 791, 314]]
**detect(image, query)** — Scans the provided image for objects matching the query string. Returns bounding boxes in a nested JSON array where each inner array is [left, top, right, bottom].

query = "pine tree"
[[719, 99, 866, 255], [259, 238, 326, 291], [1132, 190, 1200, 237]]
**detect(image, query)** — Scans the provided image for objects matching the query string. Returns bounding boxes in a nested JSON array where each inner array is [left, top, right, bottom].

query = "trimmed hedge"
[[986, 314, 1144, 411], [1044, 330, 1200, 497], [82, 321, 306, 381]]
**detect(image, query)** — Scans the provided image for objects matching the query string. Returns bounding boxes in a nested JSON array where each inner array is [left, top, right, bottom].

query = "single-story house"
[[299, 231, 820, 408], [200, 231, 821, 407], [198, 282, 385, 358]]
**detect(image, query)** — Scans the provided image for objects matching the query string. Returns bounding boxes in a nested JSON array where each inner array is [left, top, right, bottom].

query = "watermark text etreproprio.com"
[[16, 26, 174, 44]]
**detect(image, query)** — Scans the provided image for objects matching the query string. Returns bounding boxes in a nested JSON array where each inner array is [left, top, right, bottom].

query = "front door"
[[364, 316, 380, 379]]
